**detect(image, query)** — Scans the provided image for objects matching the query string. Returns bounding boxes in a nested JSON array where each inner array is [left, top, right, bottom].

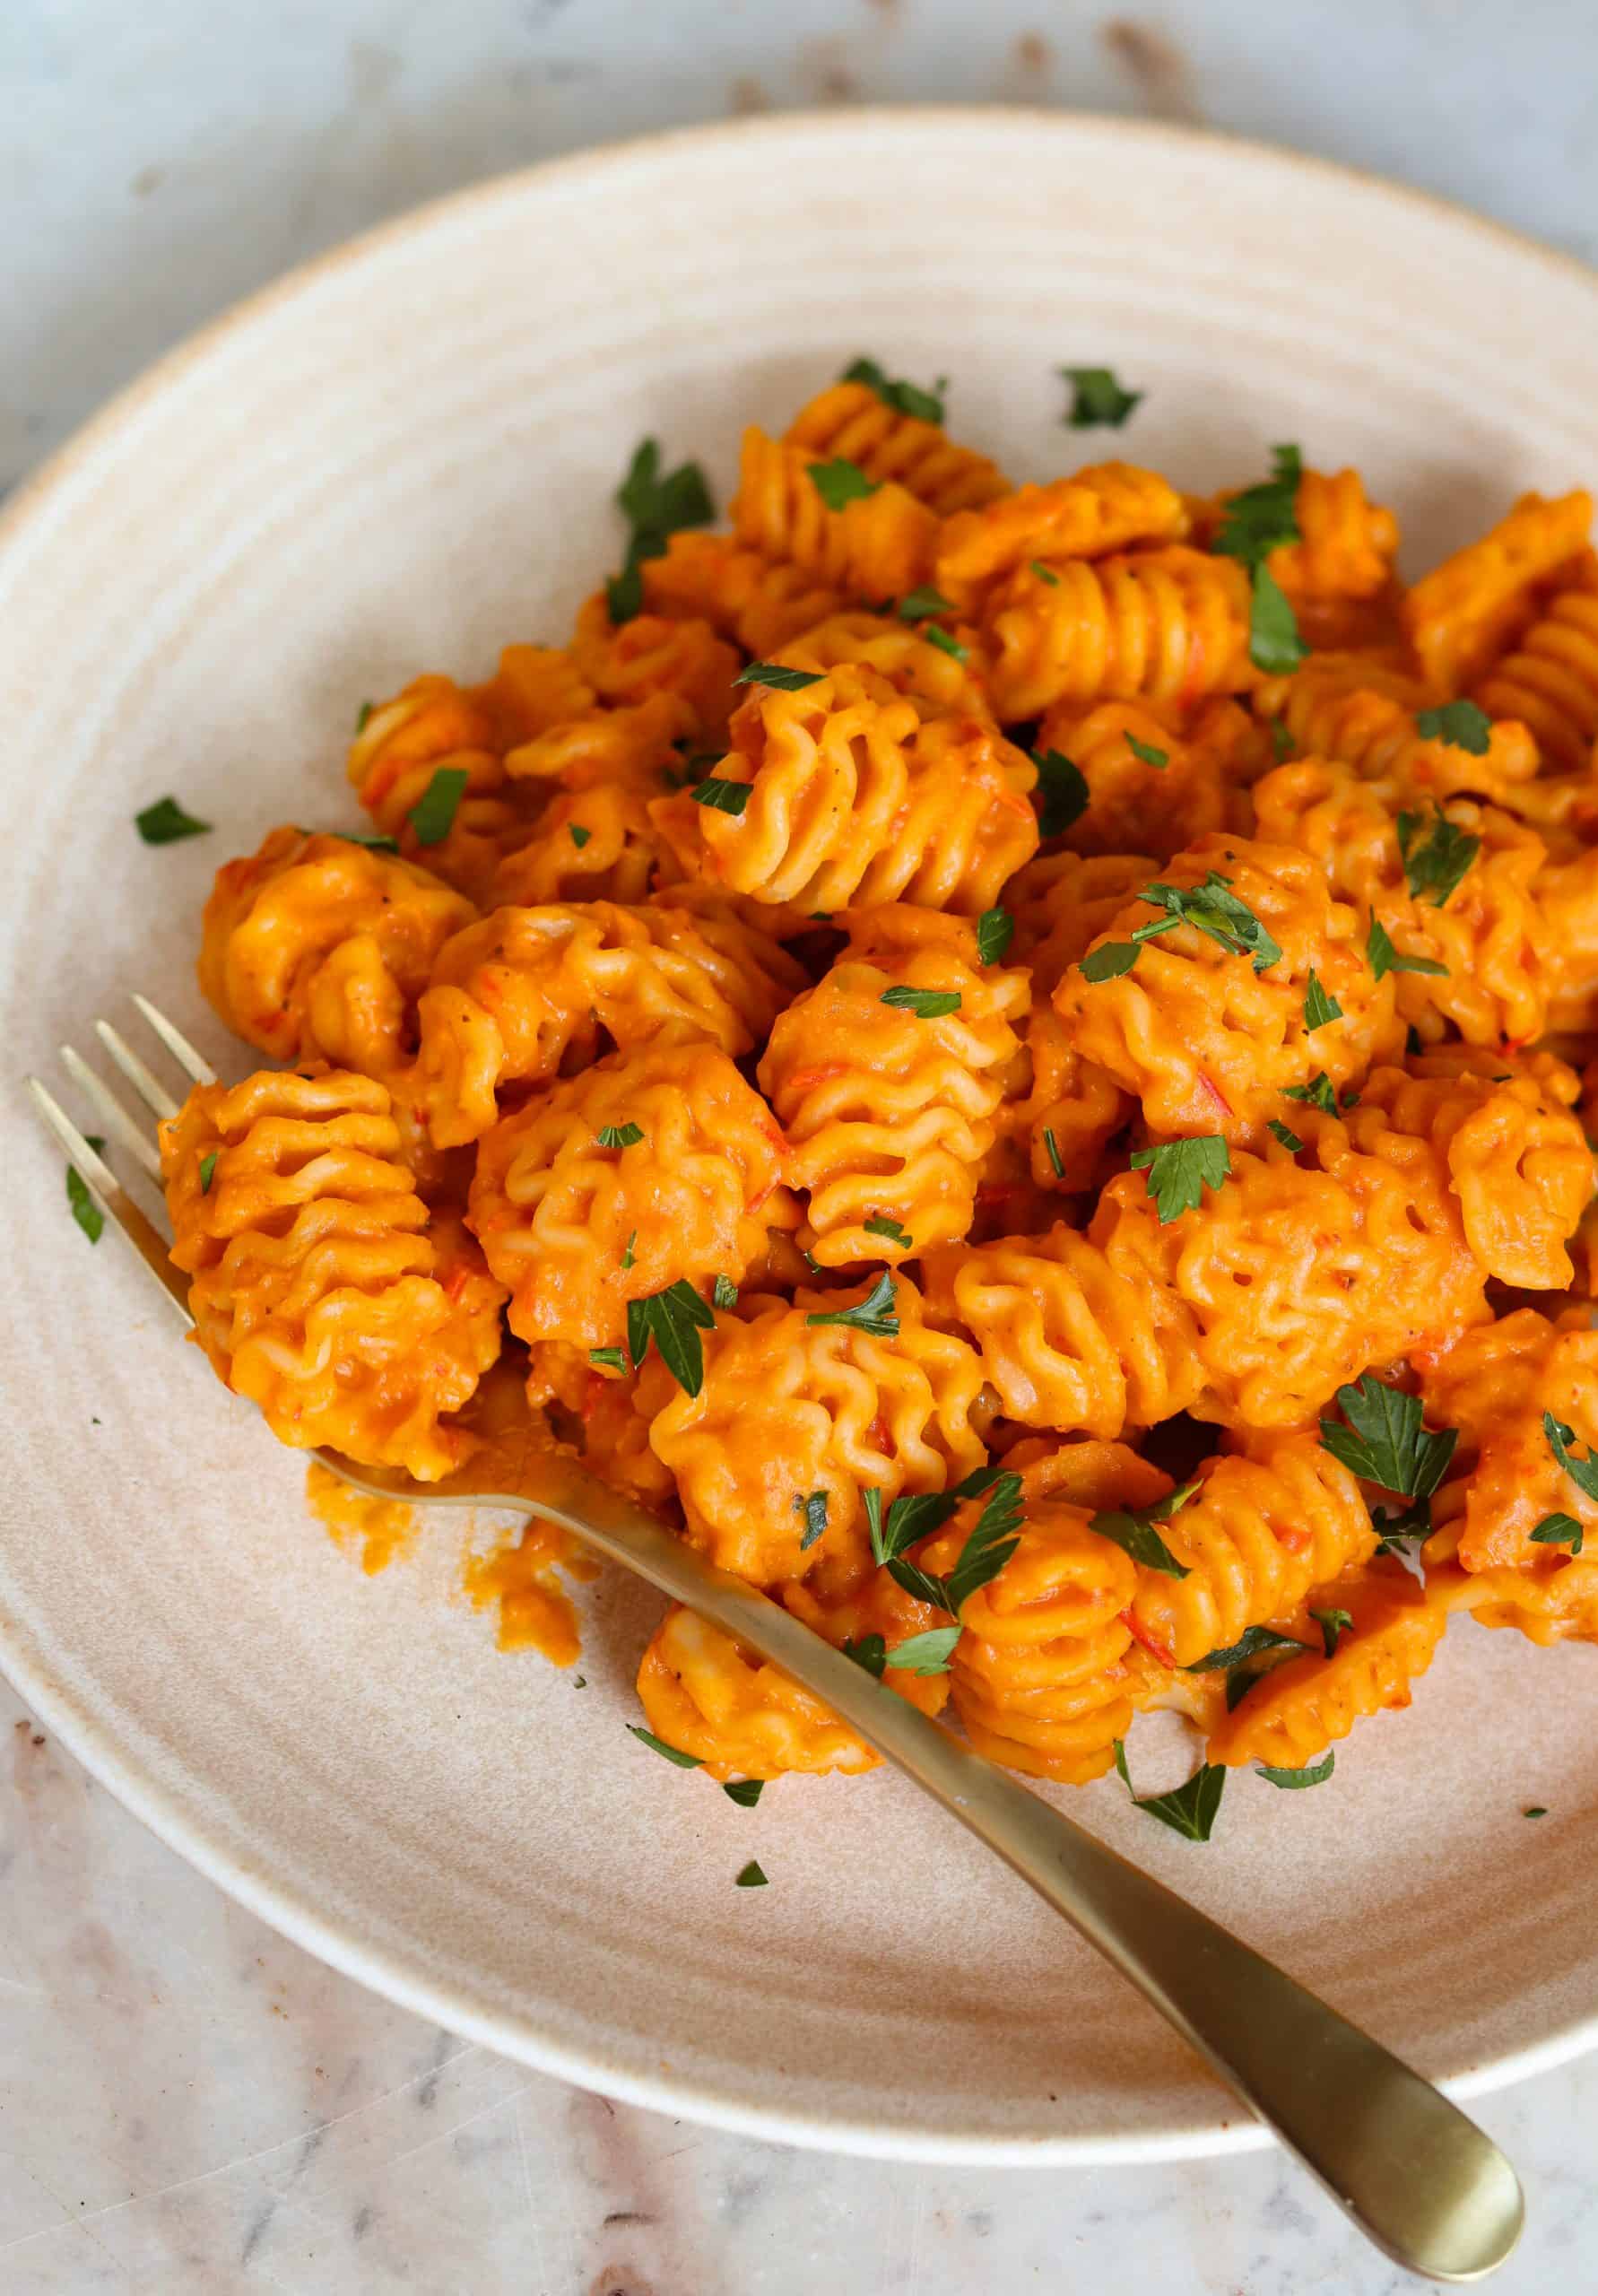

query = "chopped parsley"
[[842, 1632, 888, 1679], [1125, 734, 1168, 770], [723, 1778, 764, 1806], [1367, 914, 1448, 981], [1137, 871, 1283, 972], [734, 662, 825, 691], [1033, 747, 1090, 839], [899, 585, 955, 621], [864, 1214, 912, 1248], [1248, 562, 1307, 675], [198, 1150, 218, 1194], [881, 986, 961, 1019], [884, 1470, 1024, 1619], [1524, 1806, 1549, 1819], [595, 1123, 644, 1150], [841, 356, 946, 425], [886, 1625, 962, 1675], [1258, 1752, 1335, 1790], [713, 1274, 738, 1309], [626, 1279, 716, 1396], [1090, 1482, 1198, 1578], [407, 767, 469, 847], [1266, 1118, 1303, 1152], [135, 796, 212, 845], [1282, 1072, 1342, 1116], [1416, 700, 1492, 755], [1041, 1126, 1066, 1179], [1211, 445, 1303, 567], [333, 827, 400, 852], [1310, 1606, 1353, 1658], [806, 1271, 899, 1337], [1029, 560, 1062, 586], [588, 1347, 626, 1372], [1129, 1135, 1230, 1224], [1530, 1511, 1585, 1553], [621, 1231, 637, 1271], [627, 1725, 702, 1768], [690, 778, 753, 816], [1268, 717, 1294, 762], [809, 457, 880, 510], [355, 700, 373, 733], [569, 823, 592, 848], [976, 907, 1014, 966], [795, 1491, 829, 1551], [1184, 1625, 1308, 1674], [607, 437, 716, 622], [65, 1137, 108, 1243], [1397, 809, 1481, 908], [1319, 1375, 1457, 1548], [735, 1860, 769, 1888], [1303, 970, 1342, 1031], [1061, 366, 1142, 429], [1543, 1410, 1598, 1509], [923, 625, 968, 662], [1113, 1741, 1225, 1840], [1080, 941, 1140, 982]]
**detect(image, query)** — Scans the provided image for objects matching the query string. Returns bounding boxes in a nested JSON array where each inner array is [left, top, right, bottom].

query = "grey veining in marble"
[[4, 2, 1598, 2289]]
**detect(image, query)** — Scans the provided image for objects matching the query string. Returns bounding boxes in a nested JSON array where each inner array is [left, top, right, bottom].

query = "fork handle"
[[380, 1444, 1522, 2284]]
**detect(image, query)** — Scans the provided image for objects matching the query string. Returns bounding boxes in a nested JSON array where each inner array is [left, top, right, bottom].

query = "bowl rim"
[[4, 104, 1597, 2165]]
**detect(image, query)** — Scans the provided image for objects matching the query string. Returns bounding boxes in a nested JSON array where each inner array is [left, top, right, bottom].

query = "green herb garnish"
[[1212, 445, 1303, 567], [1266, 1118, 1303, 1152], [135, 796, 212, 845], [976, 907, 1014, 966], [589, 1347, 626, 1372], [723, 1778, 765, 1806], [1184, 1625, 1309, 1674], [1303, 970, 1342, 1031], [1113, 1741, 1225, 1840], [607, 437, 716, 622], [924, 626, 968, 662], [198, 1150, 218, 1194], [734, 662, 825, 691], [795, 1491, 829, 1551], [691, 778, 753, 816], [1248, 563, 1307, 676], [810, 457, 880, 510], [1033, 747, 1090, 839], [627, 1726, 702, 1768], [842, 357, 946, 424], [569, 823, 592, 848], [886, 1626, 962, 1675], [65, 1136, 108, 1243], [1041, 1127, 1066, 1179], [1310, 1606, 1353, 1658], [843, 1632, 888, 1679], [1397, 809, 1481, 908], [407, 767, 469, 847], [1129, 1136, 1230, 1225], [1530, 1511, 1585, 1552], [333, 827, 401, 851], [1543, 1411, 1598, 1513], [1416, 700, 1492, 755], [806, 1271, 899, 1338], [899, 585, 955, 622], [1090, 1483, 1198, 1578], [735, 1859, 769, 1887], [1061, 366, 1142, 429], [1367, 914, 1448, 981], [595, 1123, 644, 1150], [864, 1215, 912, 1248], [881, 987, 961, 1019], [1258, 1752, 1335, 1790], [1125, 734, 1168, 770], [713, 1274, 738, 1309], [626, 1279, 716, 1396], [1319, 1376, 1457, 1548]]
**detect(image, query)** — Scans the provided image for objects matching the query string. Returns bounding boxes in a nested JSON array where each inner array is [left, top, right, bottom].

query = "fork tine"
[[27, 1078, 124, 1199], [132, 995, 217, 1086], [27, 1076, 194, 1326], [95, 1018, 180, 1120], [58, 1046, 163, 1179]]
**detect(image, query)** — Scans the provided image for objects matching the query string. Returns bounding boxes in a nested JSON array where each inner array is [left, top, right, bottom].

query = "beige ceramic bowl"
[[2, 110, 1596, 2163]]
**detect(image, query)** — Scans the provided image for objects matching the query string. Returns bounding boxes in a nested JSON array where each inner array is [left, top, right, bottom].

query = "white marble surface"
[[4, 3, 1598, 2290]]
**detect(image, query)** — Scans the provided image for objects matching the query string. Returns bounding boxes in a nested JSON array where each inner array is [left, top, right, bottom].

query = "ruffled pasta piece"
[[1055, 833, 1400, 1146], [413, 899, 801, 1147], [1402, 490, 1593, 692], [1207, 1560, 1447, 1768], [1352, 1062, 1593, 1289], [1252, 759, 1554, 1049], [637, 1605, 876, 1779], [651, 660, 1038, 916], [990, 1004, 1132, 1198], [935, 464, 1189, 610], [1472, 557, 1598, 771], [784, 1568, 954, 1719], [981, 546, 1253, 722], [1006, 850, 1155, 990], [1089, 1127, 1489, 1431], [467, 1039, 785, 1353], [759, 907, 1029, 1265], [1267, 466, 1401, 604], [640, 530, 847, 657], [647, 1275, 986, 1587], [1255, 651, 1541, 810], [161, 1068, 504, 1480], [1031, 700, 1233, 860], [919, 1222, 1205, 1436], [784, 378, 1009, 515], [501, 692, 692, 793], [731, 425, 938, 597], [776, 610, 995, 721], [567, 592, 740, 743], [1125, 1437, 1377, 1668], [199, 826, 475, 1073], [489, 782, 662, 908]]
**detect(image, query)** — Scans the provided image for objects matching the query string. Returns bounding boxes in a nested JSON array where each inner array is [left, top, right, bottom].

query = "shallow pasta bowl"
[[3, 109, 1598, 2164]]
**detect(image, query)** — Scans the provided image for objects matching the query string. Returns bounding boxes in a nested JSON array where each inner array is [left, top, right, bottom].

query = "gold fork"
[[29, 996, 1524, 2284]]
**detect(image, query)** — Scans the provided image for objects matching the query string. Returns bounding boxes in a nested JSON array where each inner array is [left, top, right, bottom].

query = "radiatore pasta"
[[162, 359, 1598, 1831]]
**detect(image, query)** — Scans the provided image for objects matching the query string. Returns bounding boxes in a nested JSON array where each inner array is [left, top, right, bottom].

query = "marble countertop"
[[4, 3, 1598, 2290]]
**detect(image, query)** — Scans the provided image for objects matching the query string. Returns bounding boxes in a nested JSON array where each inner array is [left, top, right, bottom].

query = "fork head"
[[27, 994, 219, 1326]]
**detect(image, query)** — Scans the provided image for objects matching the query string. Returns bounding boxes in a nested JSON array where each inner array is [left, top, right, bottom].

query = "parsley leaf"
[[881, 986, 961, 1019], [1029, 559, 1062, 586], [626, 1279, 716, 1396], [735, 1859, 769, 1888], [691, 778, 752, 816], [723, 1778, 764, 1806], [621, 1231, 637, 1271], [1090, 1483, 1197, 1578], [976, 907, 1014, 966], [608, 437, 716, 622], [1266, 1118, 1303, 1152], [588, 1347, 626, 1372], [1129, 1136, 1230, 1225], [1258, 1752, 1335, 1789], [1133, 872, 1283, 972], [843, 1632, 888, 1679], [1248, 563, 1307, 676], [65, 1139, 107, 1243], [198, 1150, 219, 1194], [1397, 809, 1481, 908], [1367, 914, 1448, 981], [1184, 1625, 1308, 1674], [795, 1490, 829, 1551], [1269, 716, 1294, 762], [1416, 700, 1492, 755], [1212, 445, 1303, 567], [1113, 1741, 1225, 1840], [1079, 941, 1140, 982], [627, 1725, 701, 1768], [1319, 1376, 1458, 1507], [1125, 734, 1168, 770], [1041, 1127, 1066, 1179], [899, 585, 955, 621], [1531, 1511, 1585, 1552], [867, 1487, 960, 1564], [1281, 1072, 1339, 1115], [1061, 366, 1142, 429], [408, 767, 470, 847], [355, 700, 373, 733], [1544, 1411, 1598, 1509], [734, 662, 825, 691], [713, 1274, 738, 1309], [135, 796, 212, 845], [842, 357, 946, 424], [595, 1123, 643, 1150], [886, 1626, 962, 1675], [334, 827, 401, 852], [1303, 970, 1342, 1030], [864, 1214, 912, 1248], [884, 1472, 1024, 1617], [569, 822, 592, 848], [810, 457, 880, 510], [806, 1272, 899, 1338], [1033, 747, 1090, 839], [1524, 1805, 1549, 1819], [942, 1471, 1024, 1612], [1310, 1606, 1353, 1658], [923, 626, 968, 662]]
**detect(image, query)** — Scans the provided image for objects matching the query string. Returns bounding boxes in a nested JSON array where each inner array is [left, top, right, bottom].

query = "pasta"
[[158, 365, 1598, 1822]]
